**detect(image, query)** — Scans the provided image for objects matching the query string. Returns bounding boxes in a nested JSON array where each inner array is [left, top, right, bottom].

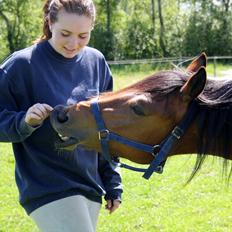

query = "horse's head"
[[50, 53, 207, 164]]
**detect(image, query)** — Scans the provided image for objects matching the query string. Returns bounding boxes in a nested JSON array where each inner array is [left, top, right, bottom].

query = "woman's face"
[[49, 9, 93, 58]]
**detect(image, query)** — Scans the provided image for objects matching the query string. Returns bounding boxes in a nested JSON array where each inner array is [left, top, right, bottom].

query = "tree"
[[157, 0, 168, 56], [90, 0, 121, 60], [0, 0, 42, 59], [151, 0, 156, 34], [1, 0, 232, 61], [183, 0, 232, 56]]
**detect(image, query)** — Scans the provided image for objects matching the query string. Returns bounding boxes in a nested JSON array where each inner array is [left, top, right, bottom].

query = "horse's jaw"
[[53, 125, 154, 164], [50, 102, 100, 149], [52, 132, 102, 153]]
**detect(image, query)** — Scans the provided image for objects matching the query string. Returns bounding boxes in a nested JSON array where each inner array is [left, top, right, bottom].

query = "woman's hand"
[[25, 103, 53, 127], [105, 199, 121, 214]]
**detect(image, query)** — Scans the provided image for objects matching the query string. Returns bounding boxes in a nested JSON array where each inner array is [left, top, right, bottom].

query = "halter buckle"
[[152, 145, 160, 157], [171, 126, 184, 140], [98, 129, 110, 141]]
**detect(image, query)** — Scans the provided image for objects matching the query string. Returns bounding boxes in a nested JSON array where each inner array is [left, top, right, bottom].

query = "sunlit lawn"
[[0, 62, 232, 231], [1, 143, 232, 232]]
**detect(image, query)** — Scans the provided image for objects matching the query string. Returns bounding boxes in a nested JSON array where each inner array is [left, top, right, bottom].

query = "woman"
[[0, 0, 122, 231]]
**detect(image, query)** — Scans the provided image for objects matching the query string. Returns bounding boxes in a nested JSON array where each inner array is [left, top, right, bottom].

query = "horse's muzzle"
[[50, 105, 71, 135], [51, 105, 69, 124], [50, 105, 80, 150]]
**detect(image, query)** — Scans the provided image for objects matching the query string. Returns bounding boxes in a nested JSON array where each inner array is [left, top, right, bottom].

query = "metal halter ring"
[[98, 129, 110, 141]]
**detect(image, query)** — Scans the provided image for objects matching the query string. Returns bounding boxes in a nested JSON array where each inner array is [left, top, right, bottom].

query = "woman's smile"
[[49, 9, 92, 58], [63, 46, 79, 56]]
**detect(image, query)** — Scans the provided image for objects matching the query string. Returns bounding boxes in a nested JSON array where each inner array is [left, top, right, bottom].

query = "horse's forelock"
[[143, 70, 187, 96]]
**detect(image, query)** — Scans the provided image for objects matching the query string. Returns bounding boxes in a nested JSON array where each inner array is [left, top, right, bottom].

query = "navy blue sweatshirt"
[[0, 41, 122, 214]]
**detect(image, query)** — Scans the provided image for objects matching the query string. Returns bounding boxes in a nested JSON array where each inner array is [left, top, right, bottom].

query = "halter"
[[90, 98, 198, 179]]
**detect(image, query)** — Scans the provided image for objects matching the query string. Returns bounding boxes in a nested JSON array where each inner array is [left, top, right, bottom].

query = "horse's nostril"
[[52, 105, 70, 124], [57, 111, 69, 123]]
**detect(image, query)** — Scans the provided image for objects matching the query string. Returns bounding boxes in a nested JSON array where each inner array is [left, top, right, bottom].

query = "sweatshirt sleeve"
[[0, 65, 36, 143], [98, 155, 123, 201], [98, 57, 123, 201]]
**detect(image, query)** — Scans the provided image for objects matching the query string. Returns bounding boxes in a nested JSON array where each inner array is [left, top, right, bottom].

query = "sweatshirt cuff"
[[19, 116, 41, 135], [104, 191, 122, 202]]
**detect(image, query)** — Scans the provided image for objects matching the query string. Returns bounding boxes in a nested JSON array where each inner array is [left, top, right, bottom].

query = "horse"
[[50, 53, 232, 179]]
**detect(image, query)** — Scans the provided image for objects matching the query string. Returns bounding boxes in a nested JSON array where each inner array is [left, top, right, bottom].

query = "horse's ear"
[[180, 67, 207, 100], [186, 53, 207, 73]]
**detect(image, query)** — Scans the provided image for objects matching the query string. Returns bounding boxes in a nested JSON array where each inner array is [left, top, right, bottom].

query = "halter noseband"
[[91, 98, 198, 179]]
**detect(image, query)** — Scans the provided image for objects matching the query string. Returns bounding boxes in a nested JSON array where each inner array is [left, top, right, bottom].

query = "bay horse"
[[50, 53, 232, 179]]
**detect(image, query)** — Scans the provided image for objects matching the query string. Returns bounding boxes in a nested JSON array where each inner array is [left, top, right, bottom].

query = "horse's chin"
[[55, 136, 80, 151]]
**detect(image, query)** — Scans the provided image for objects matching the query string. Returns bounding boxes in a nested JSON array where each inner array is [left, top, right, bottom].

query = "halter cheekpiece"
[[90, 98, 198, 179]]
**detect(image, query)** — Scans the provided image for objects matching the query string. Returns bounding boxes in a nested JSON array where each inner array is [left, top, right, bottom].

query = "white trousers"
[[30, 195, 101, 232]]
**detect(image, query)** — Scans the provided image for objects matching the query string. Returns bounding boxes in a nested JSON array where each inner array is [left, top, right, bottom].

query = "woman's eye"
[[79, 34, 89, 39], [131, 104, 146, 116], [61, 32, 70, 37]]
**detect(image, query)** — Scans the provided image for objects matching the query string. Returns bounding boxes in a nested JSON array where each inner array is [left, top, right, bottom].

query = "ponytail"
[[42, 0, 53, 41], [34, 0, 53, 43]]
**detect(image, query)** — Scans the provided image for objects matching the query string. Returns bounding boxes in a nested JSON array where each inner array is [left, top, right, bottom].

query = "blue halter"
[[90, 98, 198, 179]]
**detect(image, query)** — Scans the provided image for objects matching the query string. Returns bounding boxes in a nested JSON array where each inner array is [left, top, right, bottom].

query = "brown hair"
[[37, 0, 96, 42]]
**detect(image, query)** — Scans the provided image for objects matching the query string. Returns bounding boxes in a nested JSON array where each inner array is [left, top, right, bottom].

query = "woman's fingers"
[[105, 199, 121, 214], [25, 103, 53, 126]]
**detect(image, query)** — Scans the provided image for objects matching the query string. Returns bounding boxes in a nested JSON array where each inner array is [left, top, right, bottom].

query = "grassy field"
[[0, 63, 232, 232]]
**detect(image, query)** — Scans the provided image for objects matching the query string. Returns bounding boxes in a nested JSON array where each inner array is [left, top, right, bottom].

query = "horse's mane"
[[126, 70, 232, 180], [194, 78, 232, 180]]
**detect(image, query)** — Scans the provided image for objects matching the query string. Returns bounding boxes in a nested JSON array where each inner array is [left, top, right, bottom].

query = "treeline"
[[0, 0, 232, 62]]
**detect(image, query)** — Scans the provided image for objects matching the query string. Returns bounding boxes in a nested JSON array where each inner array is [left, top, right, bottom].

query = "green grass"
[[206, 62, 232, 78], [110, 63, 164, 90], [1, 144, 232, 232], [99, 157, 232, 232], [1, 63, 232, 231], [110, 61, 232, 91]]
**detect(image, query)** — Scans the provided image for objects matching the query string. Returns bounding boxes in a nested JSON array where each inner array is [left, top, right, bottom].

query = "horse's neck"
[[173, 123, 199, 155], [173, 121, 232, 160]]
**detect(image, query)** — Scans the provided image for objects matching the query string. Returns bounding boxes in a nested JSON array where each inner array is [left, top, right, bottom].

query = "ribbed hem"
[[23, 189, 102, 215], [104, 191, 122, 202], [19, 115, 41, 136], [42, 41, 84, 64]]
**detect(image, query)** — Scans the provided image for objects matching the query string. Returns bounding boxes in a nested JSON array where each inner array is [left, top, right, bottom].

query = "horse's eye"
[[131, 104, 146, 116]]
